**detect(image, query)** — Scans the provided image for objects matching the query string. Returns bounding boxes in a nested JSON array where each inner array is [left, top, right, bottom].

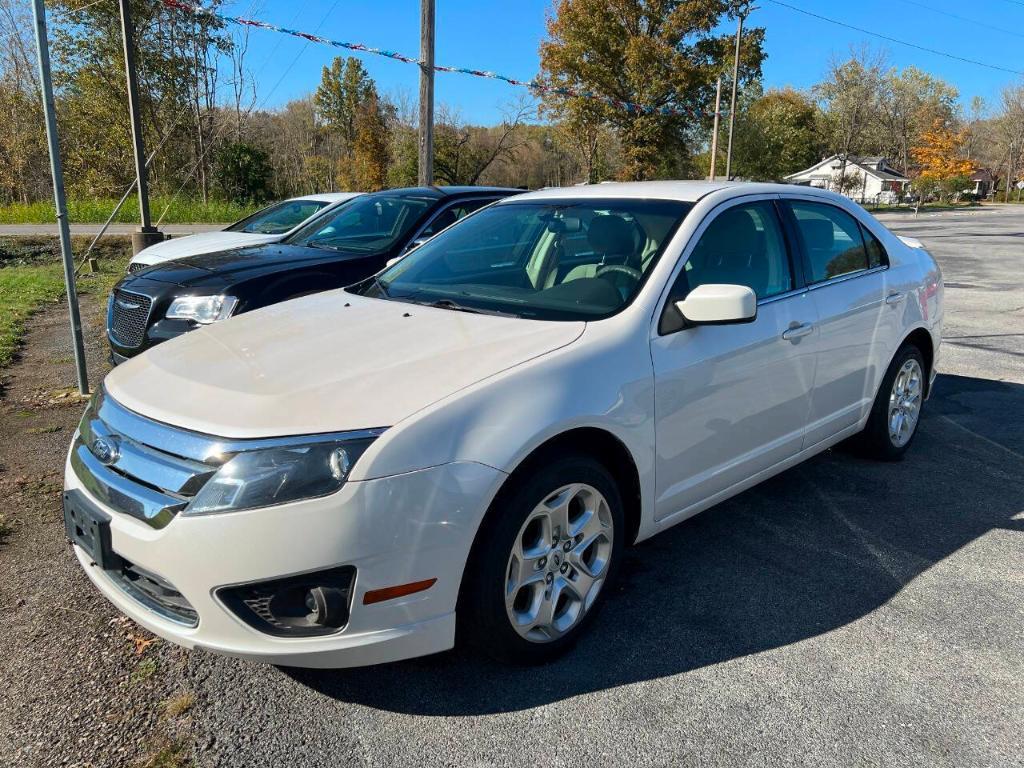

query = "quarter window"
[[861, 224, 888, 268], [675, 201, 793, 301], [788, 201, 870, 282]]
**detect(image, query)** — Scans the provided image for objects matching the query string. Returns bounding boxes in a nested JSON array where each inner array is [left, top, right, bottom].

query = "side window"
[[675, 201, 793, 302], [419, 199, 491, 238], [860, 224, 888, 268], [788, 201, 869, 283]]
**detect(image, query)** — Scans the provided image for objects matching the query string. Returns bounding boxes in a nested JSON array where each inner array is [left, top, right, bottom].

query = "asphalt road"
[[162, 206, 1022, 767], [0, 223, 222, 236], [2, 206, 1021, 768]]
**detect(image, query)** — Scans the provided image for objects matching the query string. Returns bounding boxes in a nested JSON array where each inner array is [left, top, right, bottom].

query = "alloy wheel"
[[504, 483, 613, 643], [888, 358, 923, 448]]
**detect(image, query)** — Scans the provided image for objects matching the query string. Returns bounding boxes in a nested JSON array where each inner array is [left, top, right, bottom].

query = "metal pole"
[[418, 0, 435, 186], [709, 77, 722, 181], [31, 0, 89, 395], [724, 7, 746, 180], [119, 0, 162, 254]]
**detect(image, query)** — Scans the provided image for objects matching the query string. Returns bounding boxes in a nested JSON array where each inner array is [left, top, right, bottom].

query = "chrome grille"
[[71, 389, 221, 529], [112, 558, 199, 626], [109, 289, 152, 348]]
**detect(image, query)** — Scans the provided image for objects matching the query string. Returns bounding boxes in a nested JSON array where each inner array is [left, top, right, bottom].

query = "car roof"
[[505, 180, 846, 204], [361, 185, 524, 200], [294, 192, 363, 204]]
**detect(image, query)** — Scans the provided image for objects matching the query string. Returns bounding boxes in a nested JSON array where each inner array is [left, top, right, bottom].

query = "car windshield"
[[287, 193, 435, 253], [225, 199, 332, 235], [352, 198, 691, 321]]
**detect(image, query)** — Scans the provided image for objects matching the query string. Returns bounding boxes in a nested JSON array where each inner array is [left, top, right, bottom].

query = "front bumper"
[[65, 455, 505, 668]]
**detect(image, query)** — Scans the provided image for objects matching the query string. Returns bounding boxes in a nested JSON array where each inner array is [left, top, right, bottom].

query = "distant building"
[[784, 155, 911, 204], [968, 168, 998, 198]]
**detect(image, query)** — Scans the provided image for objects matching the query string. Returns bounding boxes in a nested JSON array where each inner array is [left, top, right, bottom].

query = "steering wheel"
[[595, 264, 642, 282]]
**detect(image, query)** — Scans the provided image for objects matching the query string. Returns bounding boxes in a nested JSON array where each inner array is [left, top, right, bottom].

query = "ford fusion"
[[65, 182, 942, 667], [107, 186, 517, 363]]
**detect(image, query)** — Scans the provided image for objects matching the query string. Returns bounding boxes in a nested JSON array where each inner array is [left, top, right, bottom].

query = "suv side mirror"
[[675, 283, 757, 325]]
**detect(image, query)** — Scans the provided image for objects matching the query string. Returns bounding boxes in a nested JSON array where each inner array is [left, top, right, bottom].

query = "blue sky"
[[223, 0, 1024, 123]]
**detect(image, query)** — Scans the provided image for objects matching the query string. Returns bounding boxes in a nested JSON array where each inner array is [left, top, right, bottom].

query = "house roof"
[[785, 154, 909, 183]]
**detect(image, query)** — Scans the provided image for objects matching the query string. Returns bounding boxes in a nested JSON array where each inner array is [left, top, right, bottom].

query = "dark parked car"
[[107, 186, 520, 363]]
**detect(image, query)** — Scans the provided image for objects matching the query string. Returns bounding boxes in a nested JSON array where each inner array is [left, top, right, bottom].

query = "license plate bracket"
[[63, 490, 116, 570]]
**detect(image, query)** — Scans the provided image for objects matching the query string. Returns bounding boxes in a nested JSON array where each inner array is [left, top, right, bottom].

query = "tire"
[[855, 342, 927, 461], [459, 453, 624, 664]]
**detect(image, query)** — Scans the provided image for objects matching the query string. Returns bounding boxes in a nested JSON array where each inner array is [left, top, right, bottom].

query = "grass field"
[[0, 197, 260, 225], [0, 236, 130, 370]]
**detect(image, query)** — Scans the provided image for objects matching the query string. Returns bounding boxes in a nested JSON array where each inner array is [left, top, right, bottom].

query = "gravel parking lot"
[[1, 206, 1021, 768]]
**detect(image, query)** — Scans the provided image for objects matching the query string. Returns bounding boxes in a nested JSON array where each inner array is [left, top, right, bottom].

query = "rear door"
[[650, 196, 818, 522], [779, 198, 888, 446]]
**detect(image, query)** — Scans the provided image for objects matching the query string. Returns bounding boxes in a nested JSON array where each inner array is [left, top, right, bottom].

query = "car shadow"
[[282, 373, 1023, 715]]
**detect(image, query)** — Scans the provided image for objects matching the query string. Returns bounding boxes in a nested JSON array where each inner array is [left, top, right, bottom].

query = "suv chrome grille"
[[109, 289, 152, 348]]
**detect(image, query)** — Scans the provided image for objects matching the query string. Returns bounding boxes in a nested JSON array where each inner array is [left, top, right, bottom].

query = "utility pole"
[[725, 2, 753, 180], [418, 0, 435, 186], [709, 77, 722, 181], [31, 0, 88, 395], [118, 0, 163, 255]]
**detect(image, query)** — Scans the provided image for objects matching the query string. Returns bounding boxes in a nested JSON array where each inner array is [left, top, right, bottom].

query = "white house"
[[785, 155, 911, 204]]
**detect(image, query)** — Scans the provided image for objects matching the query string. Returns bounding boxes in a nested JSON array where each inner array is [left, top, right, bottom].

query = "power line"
[[765, 0, 1024, 76], [897, 0, 1024, 40]]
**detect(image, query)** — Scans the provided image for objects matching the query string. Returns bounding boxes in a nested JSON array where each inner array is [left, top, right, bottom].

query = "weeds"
[[162, 692, 196, 720], [130, 657, 159, 685], [0, 196, 258, 225]]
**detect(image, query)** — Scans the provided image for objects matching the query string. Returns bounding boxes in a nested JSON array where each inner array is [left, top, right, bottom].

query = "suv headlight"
[[184, 437, 377, 516], [166, 294, 238, 324]]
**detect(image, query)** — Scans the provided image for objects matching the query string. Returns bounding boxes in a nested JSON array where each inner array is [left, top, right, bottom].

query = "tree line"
[[0, 0, 1021, 210]]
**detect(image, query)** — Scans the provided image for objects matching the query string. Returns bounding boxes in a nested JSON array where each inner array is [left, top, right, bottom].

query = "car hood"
[[130, 231, 276, 266], [130, 244, 349, 288], [104, 291, 585, 437]]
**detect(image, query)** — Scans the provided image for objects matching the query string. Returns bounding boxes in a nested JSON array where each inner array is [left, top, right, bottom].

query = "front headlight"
[[184, 437, 377, 516], [166, 294, 238, 324]]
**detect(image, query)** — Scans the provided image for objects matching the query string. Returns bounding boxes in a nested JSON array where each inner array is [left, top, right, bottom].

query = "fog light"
[[217, 565, 355, 637]]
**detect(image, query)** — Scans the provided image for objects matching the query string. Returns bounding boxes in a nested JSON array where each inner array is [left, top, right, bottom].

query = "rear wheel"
[[460, 455, 623, 664], [856, 343, 926, 460]]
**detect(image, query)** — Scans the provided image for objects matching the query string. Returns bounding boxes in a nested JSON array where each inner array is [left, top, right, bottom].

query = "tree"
[[539, 0, 765, 180], [873, 66, 958, 174], [314, 56, 375, 150], [214, 141, 272, 202], [732, 88, 822, 180], [910, 119, 975, 201], [814, 48, 885, 183], [347, 95, 390, 191]]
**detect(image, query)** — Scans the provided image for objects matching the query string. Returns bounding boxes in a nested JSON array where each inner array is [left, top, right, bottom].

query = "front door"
[[651, 198, 818, 523]]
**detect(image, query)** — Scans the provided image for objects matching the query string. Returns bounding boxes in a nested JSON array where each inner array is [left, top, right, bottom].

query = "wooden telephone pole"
[[418, 0, 435, 186]]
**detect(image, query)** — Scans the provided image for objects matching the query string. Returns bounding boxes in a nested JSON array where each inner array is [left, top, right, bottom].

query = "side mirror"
[[675, 283, 757, 326]]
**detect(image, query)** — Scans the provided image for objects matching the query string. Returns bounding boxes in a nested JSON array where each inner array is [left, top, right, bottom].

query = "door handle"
[[885, 291, 906, 305], [782, 323, 814, 341]]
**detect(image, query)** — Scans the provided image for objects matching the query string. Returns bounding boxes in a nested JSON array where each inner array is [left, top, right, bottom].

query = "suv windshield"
[[225, 199, 332, 235], [353, 198, 691, 320], [288, 193, 435, 253]]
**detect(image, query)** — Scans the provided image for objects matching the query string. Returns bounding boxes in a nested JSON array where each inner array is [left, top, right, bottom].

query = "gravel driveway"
[[1, 207, 1022, 768]]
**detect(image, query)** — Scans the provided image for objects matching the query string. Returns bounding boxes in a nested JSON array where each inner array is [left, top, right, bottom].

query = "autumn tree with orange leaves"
[[911, 120, 976, 201]]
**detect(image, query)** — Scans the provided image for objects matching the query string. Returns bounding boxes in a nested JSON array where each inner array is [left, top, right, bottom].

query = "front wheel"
[[460, 455, 624, 664], [856, 343, 927, 460]]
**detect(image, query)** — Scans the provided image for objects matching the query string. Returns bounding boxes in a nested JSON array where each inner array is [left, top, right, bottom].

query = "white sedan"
[[64, 181, 942, 667], [127, 192, 361, 271]]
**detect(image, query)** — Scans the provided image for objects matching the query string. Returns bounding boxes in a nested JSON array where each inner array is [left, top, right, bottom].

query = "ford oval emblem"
[[90, 436, 120, 465]]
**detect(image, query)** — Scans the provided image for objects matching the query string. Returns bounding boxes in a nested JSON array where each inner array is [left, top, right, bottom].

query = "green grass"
[[0, 236, 131, 370], [0, 196, 260, 225]]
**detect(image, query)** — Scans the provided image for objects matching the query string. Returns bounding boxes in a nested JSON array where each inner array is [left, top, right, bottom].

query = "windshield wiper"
[[418, 298, 517, 317]]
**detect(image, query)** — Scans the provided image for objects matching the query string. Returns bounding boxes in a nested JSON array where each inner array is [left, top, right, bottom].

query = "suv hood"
[[104, 291, 584, 437]]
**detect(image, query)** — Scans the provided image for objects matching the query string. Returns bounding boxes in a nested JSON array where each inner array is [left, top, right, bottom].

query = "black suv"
[[107, 186, 520, 363]]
